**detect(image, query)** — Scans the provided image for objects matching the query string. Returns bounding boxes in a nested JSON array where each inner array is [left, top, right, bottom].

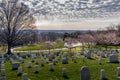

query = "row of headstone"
[[12, 62, 20, 70], [18, 66, 22, 76], [72, 57, 77, 63], [0, 63, 6, 80], [22, 73, 28, 80], [0, 58, 5, 64], [62, 57, 68, 64], [1, 63, 120, 80], [80, 66, 120, 80], [108, 54, 119, 63], [78, 49, 119, 59], [85, 52, 91, 59]]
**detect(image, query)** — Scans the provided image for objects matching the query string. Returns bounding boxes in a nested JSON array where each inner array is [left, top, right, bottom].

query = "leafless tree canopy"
[[0, 0, 36, 54]]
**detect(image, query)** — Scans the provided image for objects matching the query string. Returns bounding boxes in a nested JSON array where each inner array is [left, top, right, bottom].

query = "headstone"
[[100, 52, 105, 58], [27, 54, 31, 57], [100, 69, 105, 80], [12, 62, 20, 70], [48, 54, 55, 61], [93, 54, 96, 58], [15, 55, 19, 59], [62, 68, 67, 77], [43, 54, 47, 59], [82, 57, 85, 62], [49, 63, 54, 71], [80, 51, 84, 55], [9, 58, 14, 63], [56, 52, 61, 56], [80, 66, 90, 80], [34, 65, 39, 73], [106, 53, 110, 57], [108, 54, 119, 63], [0, 76, 6, 80], [21, 54, 27, 59], [18, 66, 22, 76], [117, 67, 120, 76], [1, 69, 5, 76], [85, 52, 91, 59], [77, 52, 81, 56], [46, 58, 49, 64], [35, 59, 38, 64], [1, 55, 4, 59], [0, 58, 5, 64], [72, 57, 77, 63], [98, 59, 102, 65], [118, 77, 120, 80], [19, 57, 24, 63], [28, 62, 32, 68], [55, 58, 59, 62], [57, 56, 60, 61], [112, 50, 118, 54], [22, 73, 28, 80], [53, 59, 57, 65], [97, 52, 100, 56], [31, 54, 37, 58], [62, 57, 68, 64], [41, 60, 44, 67], [110, 49, 113, 53], [31, 58, 34, 63], [1, 61, 4, 64], [1, 64, 5, 69]]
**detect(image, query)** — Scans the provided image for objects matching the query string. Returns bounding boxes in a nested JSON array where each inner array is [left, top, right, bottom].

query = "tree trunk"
[[105, 46, 108, 51], [7, 43, 12, 55], [49, 48, 50, 54], [70, 47, 73, 56], [70, 48, 71, 54], [82, 43, 84, 51]]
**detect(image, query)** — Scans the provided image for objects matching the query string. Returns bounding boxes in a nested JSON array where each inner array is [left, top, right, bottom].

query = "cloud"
[[36, 18, 120, 30], [22, 0, 120, 18], [21, 0, 120, 30]]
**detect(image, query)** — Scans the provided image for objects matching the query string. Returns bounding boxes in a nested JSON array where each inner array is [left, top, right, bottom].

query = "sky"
[[20, 0, 120, 30]]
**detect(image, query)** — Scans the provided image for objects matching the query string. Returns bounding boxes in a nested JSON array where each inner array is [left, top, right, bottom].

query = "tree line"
[[63, 24, 120, 50]]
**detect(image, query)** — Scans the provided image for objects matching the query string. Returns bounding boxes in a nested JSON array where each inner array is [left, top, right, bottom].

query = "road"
[[12, 48, 69, 53]]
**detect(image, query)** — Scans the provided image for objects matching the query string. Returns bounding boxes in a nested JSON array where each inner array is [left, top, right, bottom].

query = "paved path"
[[12, 48, 69, 53]]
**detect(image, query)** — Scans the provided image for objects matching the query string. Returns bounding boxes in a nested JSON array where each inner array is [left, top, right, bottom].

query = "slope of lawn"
[[15, 41, 64, 51], [14, 44, 44, 51], [15, 43, 120, 51], [0, 46, 7, 54], [3, 54, 120, 80]]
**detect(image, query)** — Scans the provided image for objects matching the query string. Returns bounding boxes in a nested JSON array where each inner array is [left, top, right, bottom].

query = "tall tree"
[[0, 0, 36, 54]]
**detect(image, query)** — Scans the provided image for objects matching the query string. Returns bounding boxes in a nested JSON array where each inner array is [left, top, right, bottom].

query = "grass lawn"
[[14, 44, 120, 51], [2, 44, 120, 80], [3, 54, 120, 80], [15, 42, 64, 51], [0, 46, 7, 54], [14, 44, 44, 51]]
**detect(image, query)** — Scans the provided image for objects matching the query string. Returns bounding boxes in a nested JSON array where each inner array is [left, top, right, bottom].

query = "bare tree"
[[78, 33, 95, 51], [64, 37, 75, 56], [0, 0, 36, 54], [116, 24, 120, 38], [78, 34, 85, 51], [93, 30, 119, 50], [43, 41, 54, 54]]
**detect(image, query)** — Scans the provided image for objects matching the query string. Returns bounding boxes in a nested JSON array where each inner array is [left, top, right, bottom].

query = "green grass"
[[2, 54, 120, 80], [15, 44, 120, 52], [15, 44, 44, 51], [8, 44, 120, 79], [15, 42, 64, 51], [0, 46, 7, 54]]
